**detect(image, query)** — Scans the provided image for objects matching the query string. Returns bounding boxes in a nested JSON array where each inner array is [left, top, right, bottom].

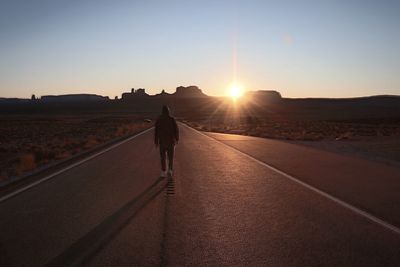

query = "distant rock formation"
[[173, 86, 208, 98], [122, 88, 149, 100], [245, 90, 282, 102], [155, 89, 171, 97], [41, 94, 109, 102], [0, 98, 30, 103]]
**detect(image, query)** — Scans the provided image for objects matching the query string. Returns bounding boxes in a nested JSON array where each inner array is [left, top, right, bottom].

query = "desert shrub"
[[246, 115, 258, 126], [84, 135, 99, 149], [16, 153, 36, 174], [55, 151, 72, 160], [33, 147, 57, 163], [0, 171, 8, 181], [116, 126, 125, 136], [1, 115, 151, 179], [125, 123, 142, 133]]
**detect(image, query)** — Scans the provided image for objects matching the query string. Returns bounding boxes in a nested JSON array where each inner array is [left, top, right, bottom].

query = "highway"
[[1, 124, 400, 266]]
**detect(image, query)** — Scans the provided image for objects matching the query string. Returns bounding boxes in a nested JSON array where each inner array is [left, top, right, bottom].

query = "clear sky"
[[1, 0, 399, 98]]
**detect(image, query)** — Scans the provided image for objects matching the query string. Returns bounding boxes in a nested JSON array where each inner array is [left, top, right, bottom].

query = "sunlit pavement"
[[1, 124, 400, 266]]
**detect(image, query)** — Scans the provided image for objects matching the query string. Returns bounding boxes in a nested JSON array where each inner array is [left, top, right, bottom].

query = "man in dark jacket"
[[154, 105, 179, 177]]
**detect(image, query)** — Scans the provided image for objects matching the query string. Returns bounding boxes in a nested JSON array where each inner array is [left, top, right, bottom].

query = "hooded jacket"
[[154, 107, 179, 146]]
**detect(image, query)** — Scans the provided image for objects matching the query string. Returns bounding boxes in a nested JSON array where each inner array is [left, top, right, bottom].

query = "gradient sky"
[[1, 0, 400, 98]]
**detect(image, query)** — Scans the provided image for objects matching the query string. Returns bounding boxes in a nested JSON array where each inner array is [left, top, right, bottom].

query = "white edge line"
[[0, 127, 154, 203], [183, 124, 400, 236]]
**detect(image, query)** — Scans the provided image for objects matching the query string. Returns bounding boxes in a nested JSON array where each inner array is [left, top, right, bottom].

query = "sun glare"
[[229, 85, 243, 100]]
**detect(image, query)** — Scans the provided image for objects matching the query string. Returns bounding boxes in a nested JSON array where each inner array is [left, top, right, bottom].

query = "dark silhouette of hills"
[[244, 90, 282, 103], [41, 94, 109, 102], [155, 89, 172, 97], [0, 86, 399, 121], [244, 93, 400, 121], [245, 90, 282, 98], [119, 85, 207, 100], [122, 88, 149, 100], [0, 98, 31, 103], [173, 86, 207, 98]]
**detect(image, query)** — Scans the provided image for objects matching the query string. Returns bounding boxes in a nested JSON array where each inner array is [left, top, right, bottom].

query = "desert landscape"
[[0, 113, 152, 181], [2, 1, 400, 265], [179, 90, 400, 166], [1, 86, 400, 182], [188, 118, 400, 166]]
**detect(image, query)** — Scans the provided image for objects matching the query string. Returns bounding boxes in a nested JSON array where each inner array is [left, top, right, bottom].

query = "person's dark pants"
[[160, 145, 175, 171]]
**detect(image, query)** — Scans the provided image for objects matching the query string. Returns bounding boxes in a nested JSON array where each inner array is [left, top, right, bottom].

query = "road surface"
[[0, 124, 400, 266]]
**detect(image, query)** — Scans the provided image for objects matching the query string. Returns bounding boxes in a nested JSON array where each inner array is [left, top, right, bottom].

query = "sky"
[[0, 0, 400, 98]]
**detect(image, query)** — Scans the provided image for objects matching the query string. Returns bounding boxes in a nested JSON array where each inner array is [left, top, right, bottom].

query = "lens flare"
[[229, 85, 243, 100]]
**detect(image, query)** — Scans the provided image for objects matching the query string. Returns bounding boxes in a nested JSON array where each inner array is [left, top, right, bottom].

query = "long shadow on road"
[[46, 176, 167, 266]]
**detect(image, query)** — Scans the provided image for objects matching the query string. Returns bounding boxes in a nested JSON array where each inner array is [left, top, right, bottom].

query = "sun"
[[229, 85, 243, 100]]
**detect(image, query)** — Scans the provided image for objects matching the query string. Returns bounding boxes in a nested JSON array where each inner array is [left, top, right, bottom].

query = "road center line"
[[184, 124, 400, 236], [0, 127, 154, 204]]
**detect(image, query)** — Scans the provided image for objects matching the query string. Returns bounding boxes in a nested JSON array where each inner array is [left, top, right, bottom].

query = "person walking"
[[154, 105, 179, 178]]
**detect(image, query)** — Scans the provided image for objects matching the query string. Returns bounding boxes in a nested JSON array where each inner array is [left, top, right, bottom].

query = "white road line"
[[0, 127, 154, 204], [184, 124, 400, 236]]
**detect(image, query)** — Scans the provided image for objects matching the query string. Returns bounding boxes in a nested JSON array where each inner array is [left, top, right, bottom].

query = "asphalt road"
[[1, 124, 400, 266]]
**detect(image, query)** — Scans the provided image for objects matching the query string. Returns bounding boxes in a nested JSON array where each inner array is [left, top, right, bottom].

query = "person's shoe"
[[160, 170, 167, 178], [167, 169, 173, 177]]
